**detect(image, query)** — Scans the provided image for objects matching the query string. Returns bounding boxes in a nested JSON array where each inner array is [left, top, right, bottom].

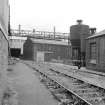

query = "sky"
[[9, 0, 105, 33]]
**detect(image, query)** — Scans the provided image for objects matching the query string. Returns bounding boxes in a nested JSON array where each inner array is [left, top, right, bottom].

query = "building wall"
[[0, 0, 9, 37], [99, 38, 105, 68], [33, 43, 70, 60], [0, 0, 9, 104], [86, 35, 105, 72], [23, 38, 71, 61], [0, 31, 8, 105]]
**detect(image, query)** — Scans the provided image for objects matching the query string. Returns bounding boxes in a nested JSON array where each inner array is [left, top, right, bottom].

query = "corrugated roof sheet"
[[30, 38, 70, 46], [88, 29, 105, 39]]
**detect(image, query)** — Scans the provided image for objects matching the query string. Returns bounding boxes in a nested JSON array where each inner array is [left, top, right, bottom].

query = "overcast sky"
[[9, 0, 105, 33]]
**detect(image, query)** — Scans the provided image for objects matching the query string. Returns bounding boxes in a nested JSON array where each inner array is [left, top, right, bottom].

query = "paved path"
[[8, 63, 58, 105]]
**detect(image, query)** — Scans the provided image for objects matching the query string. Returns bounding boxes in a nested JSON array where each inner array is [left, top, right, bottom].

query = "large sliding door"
[[99, 38, 105, 67]]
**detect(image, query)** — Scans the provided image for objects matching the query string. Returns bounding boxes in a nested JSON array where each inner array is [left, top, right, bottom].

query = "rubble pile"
[[8, 57, 19, 65]]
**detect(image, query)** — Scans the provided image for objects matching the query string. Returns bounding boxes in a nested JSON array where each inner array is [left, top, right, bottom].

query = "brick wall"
[[0, 30, 8, 105], [0, 0, 9, 104], [33, 43, 70, 60]]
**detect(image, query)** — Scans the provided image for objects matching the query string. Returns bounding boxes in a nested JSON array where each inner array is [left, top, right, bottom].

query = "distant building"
[[86, 29, 105, 72], [23, 38, 71, 62], [9, 36, 27, 57]]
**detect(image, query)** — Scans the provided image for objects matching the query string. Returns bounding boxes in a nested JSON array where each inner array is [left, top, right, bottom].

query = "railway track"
[[25, 62, 105, 105]]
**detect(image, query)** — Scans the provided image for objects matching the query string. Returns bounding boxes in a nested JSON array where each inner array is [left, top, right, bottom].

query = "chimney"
[[33, 29, 35, 33], [77, 20, 83, 25], [90, 28, 96, 35], [18, 24, 21, 35], [54, 26, 56, 39]]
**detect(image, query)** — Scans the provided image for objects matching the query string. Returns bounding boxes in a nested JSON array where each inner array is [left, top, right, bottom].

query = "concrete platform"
[[8, 62, 58, 105]]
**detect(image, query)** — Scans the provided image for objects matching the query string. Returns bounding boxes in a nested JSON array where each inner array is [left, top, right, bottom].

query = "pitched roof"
[[88, 29, 105, 39], [30, 38, 70, 46]]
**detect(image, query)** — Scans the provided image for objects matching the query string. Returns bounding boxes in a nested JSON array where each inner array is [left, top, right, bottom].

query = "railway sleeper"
[[73, 88, 98, 94], [79, 92, 104, 98], [28, 63, 105, 105], [36, 71, 90, 105], [49, 76, 105, 105], [87, 96, 105, 105]]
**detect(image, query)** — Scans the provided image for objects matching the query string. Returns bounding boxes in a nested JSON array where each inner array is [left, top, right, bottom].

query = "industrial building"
[[70, 20, 90, 66], [86, 29, 105, 72], [9, 27, 69, 59], [9, 19, 105, 73], [23, 38, 71, 62]]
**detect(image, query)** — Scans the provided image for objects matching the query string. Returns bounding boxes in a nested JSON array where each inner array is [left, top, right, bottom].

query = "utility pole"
[[8, 4, 11, 36], [33, 29, 36, 36], [19, 24, 21, 36], [54, 26, 56, 39]]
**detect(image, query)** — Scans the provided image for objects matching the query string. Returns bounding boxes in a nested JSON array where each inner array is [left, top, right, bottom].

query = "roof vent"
[[90, 28, 96, 35]]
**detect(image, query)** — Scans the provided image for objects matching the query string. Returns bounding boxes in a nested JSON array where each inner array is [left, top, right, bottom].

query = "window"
[[90, 43, 96, 63]]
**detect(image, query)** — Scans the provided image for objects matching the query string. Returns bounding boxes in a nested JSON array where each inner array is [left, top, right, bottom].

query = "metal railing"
[[11, 29, 69, 41]]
